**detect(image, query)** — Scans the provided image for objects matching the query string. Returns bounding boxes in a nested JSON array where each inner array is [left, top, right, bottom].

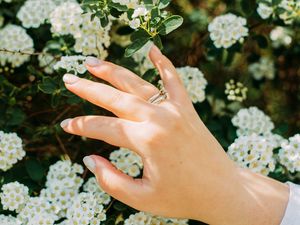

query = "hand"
[[61, 45, 289, 225]]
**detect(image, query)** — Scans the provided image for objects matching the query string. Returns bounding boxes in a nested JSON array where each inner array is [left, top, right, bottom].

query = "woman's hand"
[[61, 45, 289, 225]]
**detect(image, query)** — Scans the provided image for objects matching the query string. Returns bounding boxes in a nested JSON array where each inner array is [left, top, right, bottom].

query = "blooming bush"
[[0, 0, 299, 224]]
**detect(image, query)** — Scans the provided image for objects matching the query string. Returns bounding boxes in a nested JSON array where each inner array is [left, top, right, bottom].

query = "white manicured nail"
[[83, 156, 96, 173], [85, 56, 102, 67], [63, 74, 79, 84], [60, 118, 72, 128]]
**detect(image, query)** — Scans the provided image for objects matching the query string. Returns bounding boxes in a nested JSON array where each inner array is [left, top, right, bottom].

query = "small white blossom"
[[270, 26, 293, 48], [38, 50, 56, 74], [232, 107, 275, 137], [228, 134, 276, 175], [257, 2, 274, 19], [129, 18, 141, 29], [0, 24, 34, 67], [0, 131, 26, 171], [248, 57, 275, 80], [176, 66, 208, 103], [278, 134, 300, 173], [110, 148, 143, 177], [225, 79, 248, 102], [132, 6, 149, 18], [0, 182, 29, 212], [53, 55, 87, 75], [208, 13, 248, 48]]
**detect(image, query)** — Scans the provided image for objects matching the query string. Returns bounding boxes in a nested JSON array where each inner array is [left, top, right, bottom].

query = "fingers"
[[63, 74, 156, 121], [60, 116, 139, 151], [149, 45, 190, 103], [83, 155, 149, 209], [85, 56, 159, 100]]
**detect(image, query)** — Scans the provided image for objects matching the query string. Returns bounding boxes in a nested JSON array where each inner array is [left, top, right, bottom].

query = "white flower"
[[176, 66, 208, 103], [132, 6, 149, 18], [257, 2, 274, 19], [270, 26, 293, 48], [248, 57, 275, 80], [0, 24, 34, 67], [225, 79, 248, 102], [0, 131, 26, 171], [110, 148, 143, 177], [208, 13, 248, 48], [228, 134, 276, 175], [124, 212, 189, 225], [0, 182, 29, 212], [17, 0, 56, 28], [278, 0, 300, 24], [83, 177, 111, 205], [53, 55, 87, 75], [232, 107, 274, 137], [278, 134, 300, 173], [0, 215, 21, 225], [129, 18, 141, 29]]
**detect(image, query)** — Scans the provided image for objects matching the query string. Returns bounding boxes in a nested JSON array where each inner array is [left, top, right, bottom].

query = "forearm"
[[192, 166, 289, 225]]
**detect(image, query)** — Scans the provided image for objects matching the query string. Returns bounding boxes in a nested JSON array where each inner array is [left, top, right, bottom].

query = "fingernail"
[[63, 74, 79, 84], [85, 56, 101, 67], [83, 156, 96, 173], [60, 118, 72, 128], [151, 44, 162, 55]]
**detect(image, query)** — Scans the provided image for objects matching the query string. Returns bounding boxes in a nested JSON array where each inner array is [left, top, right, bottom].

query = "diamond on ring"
[[148, 89, 168, 104]]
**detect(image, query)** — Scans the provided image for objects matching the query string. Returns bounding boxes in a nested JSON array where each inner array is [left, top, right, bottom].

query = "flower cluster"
[[54, 55, 87, 75], [65, 192, 106, 225], [40, 160, 84, 217], [176, 66, 208, 103], [0, 131, 26, 171], [49, 2, 111, 59], [124, 212, 189, 225], [38, 50, 57, 74], [0, 182, 29, 212], [270, 26, 293, 48], [231, 107, 275, 137], [0, 24, 34, 67], [109, 147, 143, 177], [17, 0, 56, 28], [257, 0, 300, 24], [0, 215, 21, 225], [225, 79, 248, 102], [208, 13, 248, 48], [228, 133, 276, 175], [278, 134, 300, 173], [83, 177, 111, 205], [248, 57, 275, 80]]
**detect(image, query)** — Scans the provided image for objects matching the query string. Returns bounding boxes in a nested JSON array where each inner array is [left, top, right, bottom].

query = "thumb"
[[83, 155, 148, 208]]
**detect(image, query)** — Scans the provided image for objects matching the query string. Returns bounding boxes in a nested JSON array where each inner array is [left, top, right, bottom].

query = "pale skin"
[[60, 45, 290, 225]]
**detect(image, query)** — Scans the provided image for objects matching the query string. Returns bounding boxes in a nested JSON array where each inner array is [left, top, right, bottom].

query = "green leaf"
[[240, 0, 256, 16], [131, 29, 151, 41], [125, 37, 150, 57], [142, 68, 158, 82], [158, 15, 183, 35], [108, 2, 128, 11], [158, 0, 171, 9], [152, 35, 163, 50], [100, 14, 109, 27], [38, 77, 57, 94], [25, 159, 46, 182]]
